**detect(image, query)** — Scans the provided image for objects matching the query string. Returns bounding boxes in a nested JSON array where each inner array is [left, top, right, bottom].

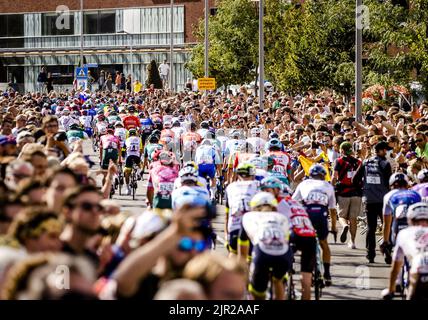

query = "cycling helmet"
[[129, 128, 137, 136], [216, 128, 225, 136], [239, 142, 254, 153], [96, 110, 104, 115], [309, 164, 327, 179], [249, 192, 278, 210], [159, 151, 173, 165], [201, 121, 209, 129], [417, 169, 428, 183], [201, 139, 213, 146], [106, 125, 115, 133], [114, 121, 123, 127], [151, 129, 162, 137], [138, 112, 145, 118], [184, 161, 199, 171], [269, 132, 279, 139], [179, 166, 198, 177], [164, 121, 172, 129], [389, 172, 409, 187], [231, 130, 240, 138], [69, 123, 80, 130], [128, 106, 136, 113], [260, 177, 283, 190], [172, 187, 212, 211], [268, 138, 282, 149], [149, 134, 159, 144], [236, 163, 256, 177], [251, 127, 261, 136], [407, 202, 428, 221]]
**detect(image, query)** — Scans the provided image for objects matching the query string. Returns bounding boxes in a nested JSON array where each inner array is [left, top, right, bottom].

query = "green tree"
[[186, 0, 259, 88], [145, 60, 163, 89]]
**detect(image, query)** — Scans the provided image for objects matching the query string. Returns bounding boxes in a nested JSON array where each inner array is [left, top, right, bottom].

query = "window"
[[42, 13, 75, 36], [84, 11, 116, 34], [0, 14, 24, 47], [0, 14, 24, 37]]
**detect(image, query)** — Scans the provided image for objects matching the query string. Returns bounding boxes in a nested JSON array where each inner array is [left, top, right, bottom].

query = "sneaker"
[[340, 225, 349, 243], [348, 241, 356, 249]]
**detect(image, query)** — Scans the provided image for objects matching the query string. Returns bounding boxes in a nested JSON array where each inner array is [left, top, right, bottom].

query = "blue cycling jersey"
[[383, 189, 422, 217]]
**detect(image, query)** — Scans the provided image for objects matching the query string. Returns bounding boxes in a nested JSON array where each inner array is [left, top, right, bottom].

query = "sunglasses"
[[178, 237, 207, 253], [73, 201, 104, 213]]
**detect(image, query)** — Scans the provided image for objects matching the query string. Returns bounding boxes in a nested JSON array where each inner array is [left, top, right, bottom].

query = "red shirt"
[[123, 115, 141, 130]]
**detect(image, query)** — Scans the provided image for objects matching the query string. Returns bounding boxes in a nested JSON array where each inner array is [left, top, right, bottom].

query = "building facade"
[[0, 0, 215, 92]]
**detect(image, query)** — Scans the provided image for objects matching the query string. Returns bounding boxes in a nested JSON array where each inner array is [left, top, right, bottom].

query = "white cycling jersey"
[[225, 180, 259, 233], [79, 115, 92, 128], [292, 178, 336, 209], [125, 136, 142, 157], [246, 137, 267, 154], [242, 211, 290, 256], [195, 145, 219, 165], [114, 128, 127, 148], [393, 226, 428, 273]]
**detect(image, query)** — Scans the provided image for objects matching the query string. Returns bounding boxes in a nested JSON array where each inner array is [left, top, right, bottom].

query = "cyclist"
[[160, 120, 176, 153], [195, 139, 221, 200], [246, 127, 266, 154], [79, 109, 93, 138], [142, 134, 164, 172], [382, 202, 428, 300], [107, 110, 121, 125], [124, 128, 143, 195], [412, 169, 428, 202], [123, 106, 141, 130], [146, 151, 178, 209], [197, 121, 210, 138], [224, 163, 259, 257], [114, 121, 127, 160], [139, 112, 154, 147], [173, 162, 208, 190], [266, 138, 293, 186], [260, 176, 317, 300], [231, 143, 258, 182], [239, 192, 292, 300], [66, 123, 88, 146], [99, 125, 121, 170], [181, 122, 202, 162], [172, 168, 210, 205], [292, 164, 336, 286], [381, 172, 421, 265]]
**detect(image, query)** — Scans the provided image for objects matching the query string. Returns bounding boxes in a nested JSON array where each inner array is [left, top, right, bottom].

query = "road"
[[86, 140, 390, 300]]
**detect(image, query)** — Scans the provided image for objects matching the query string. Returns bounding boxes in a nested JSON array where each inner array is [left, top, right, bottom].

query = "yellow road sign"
[[198, 78, 216, 90]]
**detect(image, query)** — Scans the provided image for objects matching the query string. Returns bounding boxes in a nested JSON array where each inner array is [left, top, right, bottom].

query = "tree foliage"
[[187, 0, 428, 95]]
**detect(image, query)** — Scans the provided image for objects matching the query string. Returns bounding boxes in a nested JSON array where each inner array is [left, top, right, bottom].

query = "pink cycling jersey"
[[101, 134, 120, 150], [148, 165, 179, 196]]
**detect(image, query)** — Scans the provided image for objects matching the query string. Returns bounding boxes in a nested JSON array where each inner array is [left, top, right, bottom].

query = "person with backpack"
[[332, 142, 363, 249]]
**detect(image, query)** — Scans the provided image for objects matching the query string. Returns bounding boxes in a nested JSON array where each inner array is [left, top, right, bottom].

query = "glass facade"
[[0, 7, 192, 92]]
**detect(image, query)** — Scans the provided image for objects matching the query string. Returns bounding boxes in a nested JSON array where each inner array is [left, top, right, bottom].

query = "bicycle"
[[215, 172, 226, 205], [130, 162, 140, 200], [313, 236, 325, 300], [114, 163, 124, 196]]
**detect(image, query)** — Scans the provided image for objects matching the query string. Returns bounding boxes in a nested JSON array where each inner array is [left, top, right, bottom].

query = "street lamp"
[[251, 0, 264, 109], [118, 30, 134, 92], [170, 0, 175, 92], [355, 0, 363, 122], [204, 0, 209, 78], [80, 0, 84, 67]]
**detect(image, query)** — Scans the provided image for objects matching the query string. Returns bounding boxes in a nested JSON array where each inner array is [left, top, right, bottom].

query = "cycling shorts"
[[249, 245, 293, 297], [125, 155, 141, 169], [198, 163, 216, 180], [290, 234, 316, 273], [141, 132, 151, 145], [306, 209, 329, 241], [102, 148, 118, 170], [84, 127, 93, 137], [153, 195, 172, 209], [227, 230, 240, 254]]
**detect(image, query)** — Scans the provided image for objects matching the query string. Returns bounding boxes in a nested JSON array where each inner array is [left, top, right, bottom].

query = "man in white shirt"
[[158, 60, 170, 89]]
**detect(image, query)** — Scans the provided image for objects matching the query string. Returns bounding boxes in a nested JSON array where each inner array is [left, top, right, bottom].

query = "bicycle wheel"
[[314, 271, 322, 300], [286, 273, 295, 300]]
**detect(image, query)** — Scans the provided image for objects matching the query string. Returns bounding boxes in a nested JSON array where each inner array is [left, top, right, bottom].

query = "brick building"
[[0, 0, 215, 92]]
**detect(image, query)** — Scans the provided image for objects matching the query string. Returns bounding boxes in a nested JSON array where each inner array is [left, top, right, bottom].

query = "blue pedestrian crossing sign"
[[75, 67, 88, 80]]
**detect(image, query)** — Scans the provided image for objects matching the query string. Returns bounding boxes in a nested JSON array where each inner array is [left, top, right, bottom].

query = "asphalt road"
[[85, 140, 390, 300]]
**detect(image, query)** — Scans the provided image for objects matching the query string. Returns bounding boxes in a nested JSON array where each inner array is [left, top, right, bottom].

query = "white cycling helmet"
[[249, 192, 278, 210], [201, 139, 213, 146], [417, 169, 428, 183], [179, 166, 198, 177], [407, 203, 428, 221], [251, 127, 261, 136]]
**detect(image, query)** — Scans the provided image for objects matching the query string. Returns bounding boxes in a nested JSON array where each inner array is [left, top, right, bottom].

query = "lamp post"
[[80, 0, 84, 67], [251, 0, 264, 109], [204, 0, 209, 78], [355, 0, 363, 122], [170, 0, 174, 92], [119, 30, 134, 92]]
